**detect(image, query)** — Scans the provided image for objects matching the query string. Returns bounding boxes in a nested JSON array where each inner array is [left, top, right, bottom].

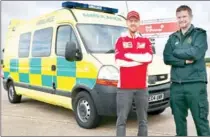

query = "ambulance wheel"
[[7, 81, 21, 103], [74, 91, 101, 129], [148, 108, 165, 115]]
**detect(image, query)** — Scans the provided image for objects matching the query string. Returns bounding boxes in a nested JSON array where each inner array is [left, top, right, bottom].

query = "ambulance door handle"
[[51, 65, 56, 71]]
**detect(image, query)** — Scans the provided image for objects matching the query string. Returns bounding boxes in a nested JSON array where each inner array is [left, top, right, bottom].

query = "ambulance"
[[2, 2, 171, 129]]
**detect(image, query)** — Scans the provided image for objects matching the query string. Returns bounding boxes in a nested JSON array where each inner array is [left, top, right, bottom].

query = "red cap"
[[127, 11, 140, 20]]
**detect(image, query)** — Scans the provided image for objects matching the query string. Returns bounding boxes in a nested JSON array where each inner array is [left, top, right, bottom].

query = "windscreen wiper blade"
[[106, 49, 115, 53]]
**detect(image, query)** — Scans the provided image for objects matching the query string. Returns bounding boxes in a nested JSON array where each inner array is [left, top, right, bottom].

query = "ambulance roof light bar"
[[62, 1, 118, 14]]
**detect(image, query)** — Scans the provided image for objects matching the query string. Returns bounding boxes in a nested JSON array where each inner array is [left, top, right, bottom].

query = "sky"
[[1, 1, 210, 57]]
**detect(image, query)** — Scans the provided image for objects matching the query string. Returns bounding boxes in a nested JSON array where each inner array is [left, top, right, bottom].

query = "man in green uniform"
[[163, 5, 210, 136]]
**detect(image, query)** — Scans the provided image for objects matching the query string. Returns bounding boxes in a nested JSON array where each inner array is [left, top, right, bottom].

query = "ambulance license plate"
[[148, 93, 164, 102]]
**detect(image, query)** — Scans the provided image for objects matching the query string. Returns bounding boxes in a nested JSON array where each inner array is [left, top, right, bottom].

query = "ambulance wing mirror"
[[65, 42, 77, 62]]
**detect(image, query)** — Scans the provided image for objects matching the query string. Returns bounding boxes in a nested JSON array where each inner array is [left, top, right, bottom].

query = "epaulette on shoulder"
[[195, 27, 206, 33], [169, 31, 178, 38]]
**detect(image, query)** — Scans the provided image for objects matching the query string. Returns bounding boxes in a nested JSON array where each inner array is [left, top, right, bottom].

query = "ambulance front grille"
[[148, 74, 168, 85]]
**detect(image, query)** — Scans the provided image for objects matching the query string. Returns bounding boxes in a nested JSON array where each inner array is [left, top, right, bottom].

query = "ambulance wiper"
[[106, 49, 115, 53]]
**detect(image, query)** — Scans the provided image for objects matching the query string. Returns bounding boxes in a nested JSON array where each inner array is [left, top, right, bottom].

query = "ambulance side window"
[[18, 32, 31, 58], [56, 25, 79, 56], [56, 25, 71, 56], [71, 29, 79, 47], [32, 27, 53, 57]]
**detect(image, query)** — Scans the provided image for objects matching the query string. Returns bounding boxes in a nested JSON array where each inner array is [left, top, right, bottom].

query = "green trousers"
[[170, 82, 210, 136]]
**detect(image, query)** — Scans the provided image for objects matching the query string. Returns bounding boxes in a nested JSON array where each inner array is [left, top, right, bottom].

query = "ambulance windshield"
[[77, 24, 127, 53]]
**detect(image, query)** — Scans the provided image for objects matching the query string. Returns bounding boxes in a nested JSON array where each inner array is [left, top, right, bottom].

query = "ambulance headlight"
[[98, 65, 119, 80], [97, 65, 119, 87]]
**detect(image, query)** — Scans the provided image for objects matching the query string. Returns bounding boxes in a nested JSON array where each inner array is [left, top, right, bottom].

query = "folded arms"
[[163, 31, 207, 67], [115, 38, 153, 67], [172, 32, 208, 61]]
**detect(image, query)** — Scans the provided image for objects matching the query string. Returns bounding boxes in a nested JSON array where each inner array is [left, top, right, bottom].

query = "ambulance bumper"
[[92, 82, 171, 116]]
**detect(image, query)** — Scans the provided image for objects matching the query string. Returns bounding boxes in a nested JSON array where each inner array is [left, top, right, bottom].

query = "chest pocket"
[[171, 37, 181, 50], [182, 36, 194, 49], [172, 35, 195, 50]]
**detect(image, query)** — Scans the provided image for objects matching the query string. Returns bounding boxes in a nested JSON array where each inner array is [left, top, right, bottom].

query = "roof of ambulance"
[[71, 9, 126, 26], [8, 7, 127, 33], [19, 8, 126, 27]]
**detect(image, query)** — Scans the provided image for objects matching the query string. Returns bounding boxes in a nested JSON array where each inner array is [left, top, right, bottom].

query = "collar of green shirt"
[[175, 24, 195, 40]]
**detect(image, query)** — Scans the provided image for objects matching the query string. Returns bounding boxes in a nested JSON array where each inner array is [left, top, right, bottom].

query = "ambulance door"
[[54, 25, 79, 95], [30, 27, 54, 93]]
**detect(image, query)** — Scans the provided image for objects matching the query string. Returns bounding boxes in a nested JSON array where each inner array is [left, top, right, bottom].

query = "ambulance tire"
[[148, 108, 165, 115], [7, 81, 22, 103], [74, 91, 101, 129]]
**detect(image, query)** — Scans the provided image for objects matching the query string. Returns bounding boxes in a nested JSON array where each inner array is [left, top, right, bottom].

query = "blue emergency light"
[[62, 1, 118, 14]]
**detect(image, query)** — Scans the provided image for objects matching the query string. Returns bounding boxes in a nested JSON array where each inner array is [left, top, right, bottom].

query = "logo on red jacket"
[[123, 42, 133, 48], [137, 42, 146, 49]]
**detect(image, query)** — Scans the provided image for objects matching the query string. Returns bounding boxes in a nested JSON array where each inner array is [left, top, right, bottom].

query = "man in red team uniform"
[[115, 11, 153, 136]]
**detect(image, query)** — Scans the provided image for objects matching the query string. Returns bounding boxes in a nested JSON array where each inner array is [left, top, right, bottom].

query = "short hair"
[[176, 5, 192, 16]]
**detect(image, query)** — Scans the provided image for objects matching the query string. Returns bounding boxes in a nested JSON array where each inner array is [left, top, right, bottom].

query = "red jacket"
[[115, 32, 153, 89]]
